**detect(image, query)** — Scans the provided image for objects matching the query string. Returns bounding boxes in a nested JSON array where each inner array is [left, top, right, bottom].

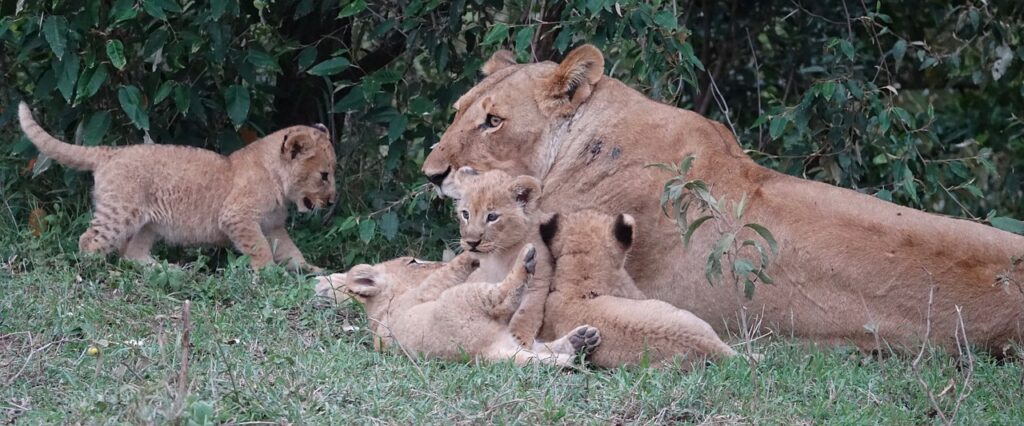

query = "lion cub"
[[322, 246, 601, 366], [18, 102, 335, 270], [539, 210, 738, 369]]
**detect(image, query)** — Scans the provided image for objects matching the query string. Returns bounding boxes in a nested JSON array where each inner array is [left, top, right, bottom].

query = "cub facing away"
[[539, 210, 738, 369], [18, 102, 335, 270], [320, 246, 601, 366]]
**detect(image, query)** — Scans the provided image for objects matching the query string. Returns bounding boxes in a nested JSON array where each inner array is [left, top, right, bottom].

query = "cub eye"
[[461, 210, 469, 220], [482, 114, 503, 129], [486, 213, 499, 222], [320, 172, 329, 181]]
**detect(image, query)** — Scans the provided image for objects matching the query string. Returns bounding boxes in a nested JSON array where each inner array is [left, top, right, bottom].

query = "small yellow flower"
[[87, 346, 100, 356]]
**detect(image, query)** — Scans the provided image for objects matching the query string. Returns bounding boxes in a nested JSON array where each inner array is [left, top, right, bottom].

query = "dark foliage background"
[[1, 0, 1021, 269]]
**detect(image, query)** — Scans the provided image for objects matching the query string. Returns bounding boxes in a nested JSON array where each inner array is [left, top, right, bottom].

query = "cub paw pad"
[[522, 245, 537, 274], [569, 325, 601, 353]]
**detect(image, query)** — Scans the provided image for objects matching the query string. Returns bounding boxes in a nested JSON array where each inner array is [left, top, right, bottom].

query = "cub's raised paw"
[[521, 244, 537, 274], [568, 325, 601, 354]]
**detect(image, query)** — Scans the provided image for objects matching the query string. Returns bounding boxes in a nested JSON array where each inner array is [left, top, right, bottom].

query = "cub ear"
[[612, 213, 635, 250], [281, 133, 309, 160], [343, 266, 382, 298], [509, 175, 542, 211], [539, 213, 560, 247], [482, 50, 517, 76], [539, 44, 605, 117]]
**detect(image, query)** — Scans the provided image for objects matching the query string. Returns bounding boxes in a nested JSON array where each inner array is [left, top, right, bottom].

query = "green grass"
[[2, 225, 1023, 425]]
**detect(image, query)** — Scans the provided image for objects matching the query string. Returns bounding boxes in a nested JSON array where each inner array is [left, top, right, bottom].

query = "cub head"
[[422, 44, 606, 197], [454, 169, 542, 255], [272, 124, 337, 212], [316, 257, 443, 318], [539, 210, 635, 269]]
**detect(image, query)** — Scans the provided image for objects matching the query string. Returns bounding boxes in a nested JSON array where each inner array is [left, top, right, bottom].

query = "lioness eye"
[[486, 213, 499, 222], [461, 210, 469, 220], [320, 172, 329, 181], [483, 114, 503, 129]]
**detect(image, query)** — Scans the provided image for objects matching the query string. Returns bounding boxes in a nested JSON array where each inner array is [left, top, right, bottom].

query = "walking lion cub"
[[317, 246, 601, 366], [18, 102, 335, 270]]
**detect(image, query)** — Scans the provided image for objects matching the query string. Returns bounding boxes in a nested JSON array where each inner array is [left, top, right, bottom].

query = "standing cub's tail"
[[18, 102, 116, 171]]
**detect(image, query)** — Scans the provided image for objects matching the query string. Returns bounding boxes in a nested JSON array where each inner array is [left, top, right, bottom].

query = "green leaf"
[[307, 57, 351, 76], [839, 39, 855, 60], [338, 0, 367, 18], [210, 0, 228, 20], [892, 39, 907, 65], [483, 23, 509, 46], [154, 0, 182, 13], [819, 82, 836, 101], [110, 0, 139, 25], [54, 55, 81, 102], [153, 80, 173, 105], [769, 115, 789, 139], [734, 192, 749, 218], [514, 26, 535, 57], [76, 65, 108, 102], [653, 11, 678, 30], [142, 0, 168, 20], [223, 85, 250, 128], [106, 40, 127, 70], [296, 47, 317, 72], [743, 223, 778, 255], [118, 85, 150, 130], [358, 218, 376, 243], [43, 16, 69, 59], [82, 111, 112, 146], [380, 212, 399, 241], [683, 215, 713, 248], [388, 114, 408, 143], [744, 279, 756, 300], [172, 85, 191, 115], [991, 216, 1024, 235]]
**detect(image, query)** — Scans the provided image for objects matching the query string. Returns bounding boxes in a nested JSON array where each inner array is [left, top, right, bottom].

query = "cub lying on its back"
[[539, 210, 738, 369], [318, 247, 601, 366], [18, 103, 335, 270]]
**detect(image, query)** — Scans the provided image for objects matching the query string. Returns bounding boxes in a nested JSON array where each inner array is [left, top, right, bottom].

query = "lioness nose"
[[426, 166, 451, 186]]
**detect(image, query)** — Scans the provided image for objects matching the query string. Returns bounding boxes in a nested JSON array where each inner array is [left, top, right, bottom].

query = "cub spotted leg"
[[406, 253, 479, 304], [533, 325, 602, 358], [218, 213, 273, 269], [507, 243, 552, 349], [79, 202, 147, 256], [481, 244, 536, 318], [267, 226, 319, 272], [486, 326, 602, 367], [121, 224, 157, 264]]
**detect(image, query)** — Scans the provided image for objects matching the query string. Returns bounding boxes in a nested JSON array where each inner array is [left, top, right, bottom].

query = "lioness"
[[319, 246, 602, 366], [539, 210, 737, 368], [18, 102, 335, 270], [421, 46, 1024, 352]]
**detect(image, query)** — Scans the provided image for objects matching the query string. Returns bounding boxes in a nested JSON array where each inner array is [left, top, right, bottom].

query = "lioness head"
[[274, 125, 337, 212], [422, 45, 605, 197], [453, 168, 541, 255], [539, 210, 635, 269]]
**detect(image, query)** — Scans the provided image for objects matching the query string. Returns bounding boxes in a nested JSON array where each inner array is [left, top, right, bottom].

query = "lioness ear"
[[539, 44, 605, 117], [281, 134, 308, 160], [612, 213, 635, 250], [509, 175, 542, 211], [482, 50, 517, 76], [539, 214, 560, 247]]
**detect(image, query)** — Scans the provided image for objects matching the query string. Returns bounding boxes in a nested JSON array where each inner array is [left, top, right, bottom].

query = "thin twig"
[[911, 285, 951, 425], [174, 300, 192, 415]]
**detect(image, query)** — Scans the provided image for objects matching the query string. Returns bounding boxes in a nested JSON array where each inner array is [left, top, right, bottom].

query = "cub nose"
[[426, 166, 451, 186], [466, 240, 481, 250]]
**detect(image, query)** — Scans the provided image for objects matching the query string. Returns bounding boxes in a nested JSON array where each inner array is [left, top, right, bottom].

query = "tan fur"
[[325, 248, 601, 366], [422, 46, 1024, 353], [539, 210, 737, 368], [19, 102, 335, 270]]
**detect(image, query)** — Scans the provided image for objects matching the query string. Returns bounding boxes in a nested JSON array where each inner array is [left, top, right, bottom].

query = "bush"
[[2, 0, 1022, 268]]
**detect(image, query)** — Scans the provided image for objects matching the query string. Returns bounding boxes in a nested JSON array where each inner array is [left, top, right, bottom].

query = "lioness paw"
[[569, 325, 601, 354]]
